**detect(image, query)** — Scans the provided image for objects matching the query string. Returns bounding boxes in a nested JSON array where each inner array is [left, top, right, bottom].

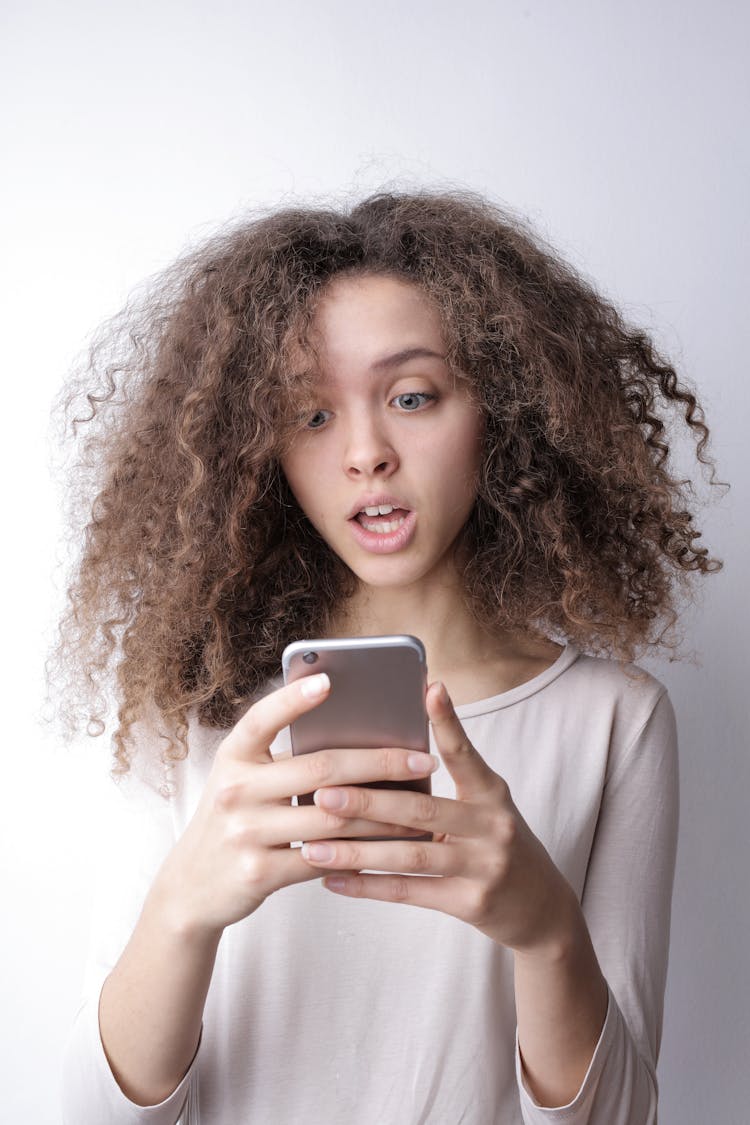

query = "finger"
[[299, 838, 465, 877], [229, 804, 427, 847], [312, 785, 490, 839], [426, 681, 502, 800], [220, 673, 331, 763], [264, 848, 366, 894], [248, 746, 438, 803], [266, 842, 338, 888], [321, 872, 474, 915]]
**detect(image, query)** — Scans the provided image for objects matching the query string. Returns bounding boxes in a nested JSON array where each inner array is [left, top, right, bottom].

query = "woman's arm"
[[294, 677, 678, 1124], [513, 887, 609, 1107], [513, 689, 679, 1123], [61, 765, 206, 1125], [97, 880, 222, 1107], [63, 675, 428, 1123]]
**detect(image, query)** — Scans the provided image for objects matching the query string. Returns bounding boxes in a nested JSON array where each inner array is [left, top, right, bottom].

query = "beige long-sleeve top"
[[61, 643, 679, 1124]]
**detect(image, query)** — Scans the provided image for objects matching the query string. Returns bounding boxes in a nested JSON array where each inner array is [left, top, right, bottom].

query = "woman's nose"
[[342, 416, 399, 478]]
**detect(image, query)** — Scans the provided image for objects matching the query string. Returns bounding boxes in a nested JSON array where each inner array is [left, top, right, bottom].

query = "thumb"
[[426, 681, 499, 799], [220, 673, 331, 763]]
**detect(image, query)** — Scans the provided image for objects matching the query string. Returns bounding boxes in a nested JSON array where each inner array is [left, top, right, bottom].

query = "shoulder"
[[562, 649, 677, 782], [500, 642, 671, 737], [564, 646, 669, 720]]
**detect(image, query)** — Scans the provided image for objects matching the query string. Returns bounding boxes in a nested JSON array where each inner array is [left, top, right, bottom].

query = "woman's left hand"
[[299, 681, 576, 954]]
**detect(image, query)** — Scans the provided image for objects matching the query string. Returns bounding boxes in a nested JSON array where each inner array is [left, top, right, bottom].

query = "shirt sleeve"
[[61, 760, 201, 1125], [515, 688, 680, 1124]]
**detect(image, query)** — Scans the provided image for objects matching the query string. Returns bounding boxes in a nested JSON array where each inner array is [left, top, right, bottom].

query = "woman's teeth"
[[355, 504, 407, 533], [360, 514, 407, 534]]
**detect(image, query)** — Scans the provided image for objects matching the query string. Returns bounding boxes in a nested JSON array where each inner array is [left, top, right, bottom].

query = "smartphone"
[[281, 634, 431, 842]]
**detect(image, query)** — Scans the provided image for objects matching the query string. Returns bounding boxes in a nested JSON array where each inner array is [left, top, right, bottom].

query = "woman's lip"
[[348, 509, 417, 554]]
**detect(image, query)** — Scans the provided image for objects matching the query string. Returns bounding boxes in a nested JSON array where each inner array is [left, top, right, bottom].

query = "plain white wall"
[[2, 1, 747, 1121]]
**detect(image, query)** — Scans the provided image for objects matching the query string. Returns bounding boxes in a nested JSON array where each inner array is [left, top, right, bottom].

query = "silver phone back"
[[282, 635, 431, 838], [282, 634, 428, 755]]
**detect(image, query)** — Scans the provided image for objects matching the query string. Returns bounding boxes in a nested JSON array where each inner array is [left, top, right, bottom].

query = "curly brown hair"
[[48, 189, 726, 773]]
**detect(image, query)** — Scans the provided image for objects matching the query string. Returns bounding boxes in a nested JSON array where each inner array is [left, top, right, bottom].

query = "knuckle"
[[413, 793, 439, 825], [239, 711, 264, 746], [409, 844, 431, 873], [494, 776, 512, 803], [493, 811, 517, 847], [225, 818, 256, 850], [377, 747, 399, 777], [219, 708, 267, 760], [344, 876, 364, 898], [354, 786, 372, 816], [391, 875, 411, 903], [307, 751, 335, 783], [240, 850, 267, 886], [464, 884, 491, 925], [487, 849, 510, 884], [214, 782, 242, 812], [320, 810, 348, 833]]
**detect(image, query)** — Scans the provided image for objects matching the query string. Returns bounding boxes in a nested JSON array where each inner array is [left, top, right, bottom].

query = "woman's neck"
[[325, 580, 562, 706]]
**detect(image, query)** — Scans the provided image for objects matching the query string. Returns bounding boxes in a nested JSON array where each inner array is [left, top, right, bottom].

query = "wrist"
[[147, 868, 225, 954], [512, 882, 609, 1107], [514, 879, 585, 965]]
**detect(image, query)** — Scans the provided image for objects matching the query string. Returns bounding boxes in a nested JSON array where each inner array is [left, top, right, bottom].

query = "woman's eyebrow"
[[370, 347, 446, 370], [291, 346, 446, 383]]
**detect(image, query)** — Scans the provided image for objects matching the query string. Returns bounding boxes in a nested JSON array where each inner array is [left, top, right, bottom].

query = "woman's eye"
[[306, 410, 331, 430], [392, 392, 436, 411]]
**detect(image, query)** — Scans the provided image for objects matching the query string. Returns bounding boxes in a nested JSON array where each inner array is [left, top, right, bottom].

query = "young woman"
[[56, 190, 723, 1124]]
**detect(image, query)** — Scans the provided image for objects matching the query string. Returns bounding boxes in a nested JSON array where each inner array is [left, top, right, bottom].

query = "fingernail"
[[408, 752, 438, 773], [323, 877, 349, 892], [302, 842, 334, 861], [315, 788, 347, 810], [300, 673, 330, 699]]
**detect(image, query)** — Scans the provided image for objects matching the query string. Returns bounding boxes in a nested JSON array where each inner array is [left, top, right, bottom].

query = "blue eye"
[[393, 392, 436, 411], [306, 410, 331, 430]]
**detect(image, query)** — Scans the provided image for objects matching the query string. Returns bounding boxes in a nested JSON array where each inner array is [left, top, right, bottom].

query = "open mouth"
[[352, 506, 411, 535], [347, 503, 417, 553]]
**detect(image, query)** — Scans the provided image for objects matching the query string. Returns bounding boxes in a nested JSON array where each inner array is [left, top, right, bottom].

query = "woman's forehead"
[[290, 275, 448, 373], [314, 273, 442, 324]]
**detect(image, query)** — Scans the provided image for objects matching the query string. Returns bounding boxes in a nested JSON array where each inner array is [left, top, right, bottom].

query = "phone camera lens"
[[302, 651, 318, 665]]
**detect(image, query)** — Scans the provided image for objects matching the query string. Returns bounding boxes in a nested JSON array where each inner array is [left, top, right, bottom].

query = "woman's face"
[[280, 274, 484, 593]]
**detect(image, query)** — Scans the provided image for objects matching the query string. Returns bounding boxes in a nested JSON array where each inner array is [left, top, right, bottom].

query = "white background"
[[1, 1, 748, 1122]]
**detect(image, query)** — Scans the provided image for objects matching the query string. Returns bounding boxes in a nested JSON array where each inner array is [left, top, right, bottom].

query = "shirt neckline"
[[451, 643, 580, 719]]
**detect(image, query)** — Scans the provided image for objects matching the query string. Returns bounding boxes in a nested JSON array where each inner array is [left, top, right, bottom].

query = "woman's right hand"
[[150, 672, 436, 939]]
